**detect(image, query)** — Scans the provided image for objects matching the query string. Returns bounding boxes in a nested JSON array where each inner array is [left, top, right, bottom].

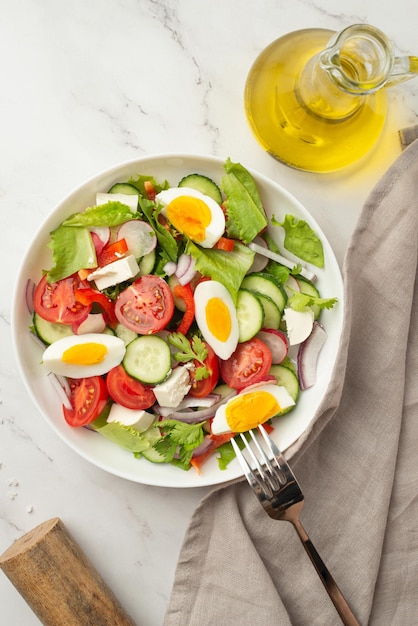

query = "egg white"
[[42, 332, 126, 378], [156, 187, 225, 248], [211, 383, 295, 435], [194, 280, 239, 360]]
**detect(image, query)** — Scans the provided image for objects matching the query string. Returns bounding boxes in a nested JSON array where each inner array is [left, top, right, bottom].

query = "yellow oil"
[[244, 29, 387, 172]]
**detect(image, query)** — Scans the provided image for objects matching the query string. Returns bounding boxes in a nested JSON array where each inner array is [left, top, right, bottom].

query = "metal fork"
[[231, 425, 360, 626]]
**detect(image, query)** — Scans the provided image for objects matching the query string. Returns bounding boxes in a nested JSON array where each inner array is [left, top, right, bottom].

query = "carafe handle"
[[386, 55, 418, 87]]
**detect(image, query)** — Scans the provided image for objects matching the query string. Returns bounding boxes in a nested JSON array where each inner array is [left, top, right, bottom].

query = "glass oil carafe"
[[244, 24, 418, 172]]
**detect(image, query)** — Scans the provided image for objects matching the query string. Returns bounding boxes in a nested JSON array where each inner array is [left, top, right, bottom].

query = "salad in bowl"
[[13, 154, 343, 488]]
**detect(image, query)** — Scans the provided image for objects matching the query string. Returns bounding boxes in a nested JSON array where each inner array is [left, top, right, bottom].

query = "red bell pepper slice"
[[173, 283, 195, 335], [214, 237, 235, 252], [97, 238, 128, 267], [74, 287, 117, 327]]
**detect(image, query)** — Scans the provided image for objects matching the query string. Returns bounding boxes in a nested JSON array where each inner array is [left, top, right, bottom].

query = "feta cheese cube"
[[107, 404, 155, 432], [153, 366, 192, 408], [87, 254, 139, 290]]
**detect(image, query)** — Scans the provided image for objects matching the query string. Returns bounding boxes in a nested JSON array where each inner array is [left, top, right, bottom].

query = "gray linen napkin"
[[164, 134, 418, 626]]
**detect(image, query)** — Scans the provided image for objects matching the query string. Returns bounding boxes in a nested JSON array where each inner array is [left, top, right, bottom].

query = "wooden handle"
[[0, 517, 136, 626]]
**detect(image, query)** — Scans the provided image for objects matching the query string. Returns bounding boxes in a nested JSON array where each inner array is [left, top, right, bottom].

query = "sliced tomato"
[[33, 275, 91, 325], [97, 238, 128, 267], [115, 275, 174, 334], [189, 343, 220, 398], [173, 283, 195, 335], [219, 337, 272, 390], [106, 365, 156, 410], [63, 376, 108, 427], [74, 287, 117, 327]]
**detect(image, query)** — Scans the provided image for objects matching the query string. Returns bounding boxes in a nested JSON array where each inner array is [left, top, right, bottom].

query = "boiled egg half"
[[156, 187, 225, 248], [211, 382, 295, 435], [194, 280, 239, 360], [42, 333, 126, 378]]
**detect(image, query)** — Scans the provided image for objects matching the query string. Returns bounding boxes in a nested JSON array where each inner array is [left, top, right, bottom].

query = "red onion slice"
[[191, 435, 213, 458], [178, 258, 196, 286], [156, 393, 221, 417], [175, 253, 192, 280], [158, 390, 237, 422], [297, 321, 327, 390], [47, 372, 72, 410]]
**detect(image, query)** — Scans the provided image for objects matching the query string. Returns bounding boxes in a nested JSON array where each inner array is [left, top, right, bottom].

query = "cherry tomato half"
[[219, 337, 272, 390], [63, 376, 109, 427], [106, 365, 156, 410], [115, 275, 174, 335], [33, 275, 91, 325], [189, 343, 220, 399]]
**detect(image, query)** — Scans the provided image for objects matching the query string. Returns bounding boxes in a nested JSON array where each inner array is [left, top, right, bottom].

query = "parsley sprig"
[[288, 292, 338, 311], [168, 332, 209, 381], [154, 420, 206, 470]]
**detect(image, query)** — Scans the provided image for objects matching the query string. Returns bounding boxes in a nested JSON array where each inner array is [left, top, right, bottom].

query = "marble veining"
[[1, 1, 418, 624]]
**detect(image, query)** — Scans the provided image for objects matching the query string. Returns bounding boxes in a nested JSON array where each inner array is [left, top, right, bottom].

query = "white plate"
[[12, 154, 344, 488]]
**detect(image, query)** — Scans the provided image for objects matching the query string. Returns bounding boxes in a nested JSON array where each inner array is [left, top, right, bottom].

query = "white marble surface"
[[1, 1, 417, 624]]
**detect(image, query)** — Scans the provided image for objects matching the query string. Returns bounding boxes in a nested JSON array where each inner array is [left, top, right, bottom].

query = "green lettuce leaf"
[[127, 174, 169, 197], [63, 201, 138, 227], [276, 214, 324, 268], [216, 440, 237, 470], [220, 158, 268, 243], [46, 225, 97, 282], [185, 239, 255, 303], [91, 420, 151, 453], [139, 197, 179, 264]]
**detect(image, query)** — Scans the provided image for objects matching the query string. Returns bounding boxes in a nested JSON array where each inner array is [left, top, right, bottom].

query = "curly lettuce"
[[220, 158, 268, 243]]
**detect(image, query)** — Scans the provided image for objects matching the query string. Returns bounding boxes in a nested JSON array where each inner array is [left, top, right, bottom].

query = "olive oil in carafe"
[[244, 29, 387, 172]]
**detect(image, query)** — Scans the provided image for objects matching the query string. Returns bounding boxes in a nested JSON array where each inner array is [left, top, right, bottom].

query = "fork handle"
[[292, 519, 361, 626]]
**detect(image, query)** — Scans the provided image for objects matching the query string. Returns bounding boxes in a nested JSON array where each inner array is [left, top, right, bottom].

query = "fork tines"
[[231, 425, 300, 499]]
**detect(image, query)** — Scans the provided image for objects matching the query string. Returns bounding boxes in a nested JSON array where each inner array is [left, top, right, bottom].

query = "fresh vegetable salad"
[[29, 158, 337, 474]]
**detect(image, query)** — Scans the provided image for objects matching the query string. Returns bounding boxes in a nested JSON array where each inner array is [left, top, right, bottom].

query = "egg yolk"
[[205, 297, 231, 342], [166, 196, 211, 242], [62, 343, 108, 366], [225, 391, 280, 432]]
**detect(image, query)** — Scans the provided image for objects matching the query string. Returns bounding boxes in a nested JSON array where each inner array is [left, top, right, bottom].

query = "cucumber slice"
[[33, 312, 74, 345], [296, 277, 321, 319], [108, 182, 140, 195], [236, 289, 264, 342], [256, 294, 282, 330], [138, 249, 156, 276], [123, 335, 171, 384], [269, 364, 300, 403], [241, 272, 287, 312], [114, 323, 138, 346], [178, 173, 222, 204]]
